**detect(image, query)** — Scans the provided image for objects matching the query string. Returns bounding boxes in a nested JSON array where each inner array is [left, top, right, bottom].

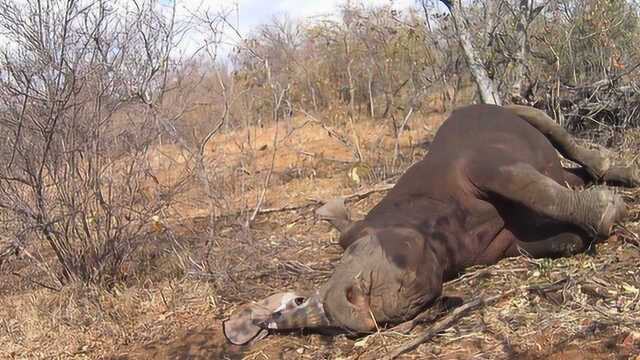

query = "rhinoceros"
[[224, 104, 638, 344]]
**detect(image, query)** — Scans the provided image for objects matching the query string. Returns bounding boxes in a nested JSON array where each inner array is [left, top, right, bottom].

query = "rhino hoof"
[[596, 189, 627, 237]]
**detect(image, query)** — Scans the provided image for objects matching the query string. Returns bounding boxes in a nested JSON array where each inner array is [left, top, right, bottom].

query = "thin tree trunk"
[[511, 0, 529, 99], [368, 70, 375, 118], [438, 0, 502, 105], [309, 79, 318, 112], [347, 58, 355, 113]]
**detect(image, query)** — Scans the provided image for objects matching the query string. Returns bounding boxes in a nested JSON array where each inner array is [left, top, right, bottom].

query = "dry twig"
[[384, 278, 575, 359], [383, 290, 516, 359]]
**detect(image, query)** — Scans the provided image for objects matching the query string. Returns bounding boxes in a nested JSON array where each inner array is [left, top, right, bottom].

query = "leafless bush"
[[0, 0, 193, 286]]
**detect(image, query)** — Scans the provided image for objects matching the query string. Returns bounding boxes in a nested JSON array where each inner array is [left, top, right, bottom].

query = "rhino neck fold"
[[419, 205, 463, 281]]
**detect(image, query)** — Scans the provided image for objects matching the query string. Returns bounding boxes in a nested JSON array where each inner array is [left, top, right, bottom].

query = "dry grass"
[[1, 110, 640, 360]]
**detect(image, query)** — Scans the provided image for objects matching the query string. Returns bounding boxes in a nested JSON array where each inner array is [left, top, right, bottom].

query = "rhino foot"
[[592, 188, 627, 237]]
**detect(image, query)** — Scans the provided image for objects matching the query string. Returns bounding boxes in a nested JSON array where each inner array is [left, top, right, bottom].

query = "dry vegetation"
[[0, 0, 639, 359]]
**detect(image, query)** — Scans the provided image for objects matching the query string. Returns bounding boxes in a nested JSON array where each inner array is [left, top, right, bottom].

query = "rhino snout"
[[256, 291, 330, 330]]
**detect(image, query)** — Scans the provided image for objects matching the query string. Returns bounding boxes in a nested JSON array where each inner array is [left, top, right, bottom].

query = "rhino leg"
[[561, 167, 591, 188], [601, 165, 640, 188], [316, 197, 352, 233], [485, 163, 627, 238], [505, 230, 588, 259], [506, 105, 640, 187]]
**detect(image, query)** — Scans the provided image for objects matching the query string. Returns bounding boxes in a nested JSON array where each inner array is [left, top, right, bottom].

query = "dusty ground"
[[1, 108, 639, 359]]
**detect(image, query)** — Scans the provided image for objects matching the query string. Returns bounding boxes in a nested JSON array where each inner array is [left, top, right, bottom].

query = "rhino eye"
[[294, 297, 306, 306]]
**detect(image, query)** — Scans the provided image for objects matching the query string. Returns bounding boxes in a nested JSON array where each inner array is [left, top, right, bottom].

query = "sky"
[[166, 0, 418, 33], [210, 0, 417, 33], [159, 0, 423, 58], [0, 0, 437, 65]]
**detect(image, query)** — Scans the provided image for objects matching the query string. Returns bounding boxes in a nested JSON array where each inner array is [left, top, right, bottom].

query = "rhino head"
[[258, 199, 444, 333]]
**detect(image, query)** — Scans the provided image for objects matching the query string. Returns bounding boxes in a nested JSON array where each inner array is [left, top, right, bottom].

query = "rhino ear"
[[346, 285, 367, 307], [316, 197, 351, 233], [223, 292, 301, 345], [223, 307, 266, 345], [345, 285, 376, 329]]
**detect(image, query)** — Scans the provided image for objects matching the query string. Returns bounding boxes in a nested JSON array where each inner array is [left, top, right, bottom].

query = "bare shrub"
[[0, 0, 191, 286]]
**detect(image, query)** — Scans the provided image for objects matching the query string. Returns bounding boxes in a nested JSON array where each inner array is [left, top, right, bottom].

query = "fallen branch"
[[263, 182, 395, 213], [527, 277, 570, 296], [384, 279, 572, 358], [341, 182, 395, 202], [12, 271, 61, 292], [297, 150, 356, 164], [245, 202, 320, 216], [580, 283, 611, 299], [389, 295, 464, 334], [383, 290, 515, 359], [206, 182, 396, 222]]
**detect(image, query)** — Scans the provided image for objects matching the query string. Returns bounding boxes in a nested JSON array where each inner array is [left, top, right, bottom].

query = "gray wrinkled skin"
[[321, 231, 443, 332]]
